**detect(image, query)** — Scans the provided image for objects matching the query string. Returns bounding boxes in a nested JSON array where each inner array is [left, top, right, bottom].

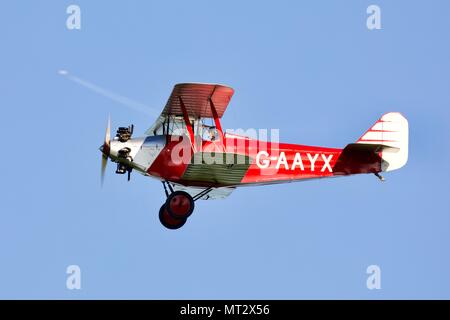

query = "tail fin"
[[357, 112, 409, 172]]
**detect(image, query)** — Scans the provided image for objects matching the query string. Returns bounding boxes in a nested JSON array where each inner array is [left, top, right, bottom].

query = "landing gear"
[[165, 191, 195, 219], [159, 204, 187, 230], [158, 182, 212, 230], [159, 191, 194, 230]]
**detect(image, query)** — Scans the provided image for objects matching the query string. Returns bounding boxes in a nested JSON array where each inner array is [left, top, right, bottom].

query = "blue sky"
[[1, 0, 450, 299]]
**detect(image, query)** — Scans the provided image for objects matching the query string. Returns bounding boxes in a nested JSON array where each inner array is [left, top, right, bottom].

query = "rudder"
[[357, 112, 409, 172]]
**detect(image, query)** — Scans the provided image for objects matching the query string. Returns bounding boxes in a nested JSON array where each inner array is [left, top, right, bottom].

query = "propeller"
[[100, 116, 111, 186]]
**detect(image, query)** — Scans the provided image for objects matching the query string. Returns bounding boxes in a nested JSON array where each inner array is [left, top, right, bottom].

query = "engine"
[[115, 124, 134, 142], [114, 124, 134, 180]]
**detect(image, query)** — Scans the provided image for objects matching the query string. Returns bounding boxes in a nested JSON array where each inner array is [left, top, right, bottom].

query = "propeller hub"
[[99, 142, 110, 157]]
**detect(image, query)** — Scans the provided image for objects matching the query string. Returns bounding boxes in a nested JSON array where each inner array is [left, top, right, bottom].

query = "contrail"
[[58, 70, 160, 116]]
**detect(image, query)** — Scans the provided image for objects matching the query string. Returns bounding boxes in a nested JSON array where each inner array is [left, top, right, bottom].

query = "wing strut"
[[178, 96, 196, 151], [209, 96, 226, 152]]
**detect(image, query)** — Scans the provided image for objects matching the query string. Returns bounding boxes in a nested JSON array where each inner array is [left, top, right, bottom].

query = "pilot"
[[208, 126, 216, 141]]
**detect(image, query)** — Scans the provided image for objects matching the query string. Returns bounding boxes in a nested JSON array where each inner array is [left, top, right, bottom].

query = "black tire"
[[165, 191, 195, 219], [158, 204, 186, 230]]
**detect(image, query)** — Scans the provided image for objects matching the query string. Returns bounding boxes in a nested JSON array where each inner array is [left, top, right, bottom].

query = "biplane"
[[100, 83, 408, 229]]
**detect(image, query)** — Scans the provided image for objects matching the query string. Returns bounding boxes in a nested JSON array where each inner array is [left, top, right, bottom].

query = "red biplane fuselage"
[[146, 135, 380, 187]]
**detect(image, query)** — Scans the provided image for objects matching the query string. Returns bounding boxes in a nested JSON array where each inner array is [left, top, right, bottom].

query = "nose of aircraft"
[[99, 139, 131, 159], [101, 137, 146, 163], [99, 117, 144, 184], [107, 139, 121, 158]]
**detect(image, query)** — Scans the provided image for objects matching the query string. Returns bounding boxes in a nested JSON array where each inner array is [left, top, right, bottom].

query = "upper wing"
[[145, 83, 234, 135], [162, 83, 234, 118]]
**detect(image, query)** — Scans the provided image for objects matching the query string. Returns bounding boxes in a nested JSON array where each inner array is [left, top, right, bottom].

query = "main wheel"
[[159, 204, 186, 230], [165, 191, 195, 219]]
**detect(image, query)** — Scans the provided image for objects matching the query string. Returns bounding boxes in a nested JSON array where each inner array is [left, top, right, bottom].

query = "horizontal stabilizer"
[[344, 143, 400, 154]]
